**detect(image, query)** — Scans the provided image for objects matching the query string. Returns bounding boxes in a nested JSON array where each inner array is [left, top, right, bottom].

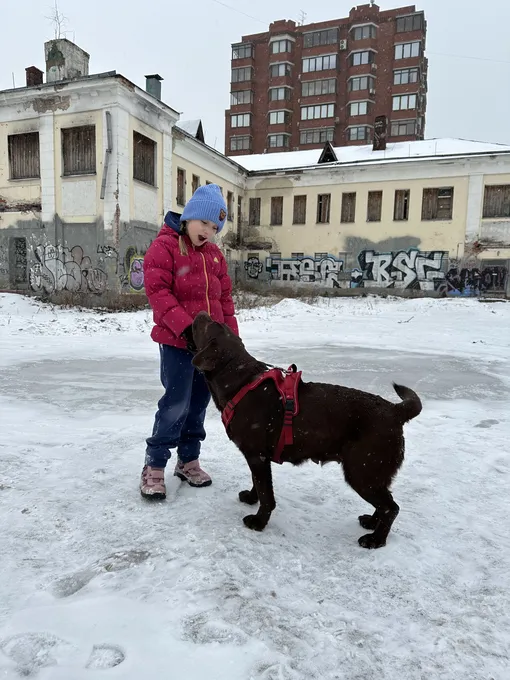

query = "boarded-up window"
[[8, 133, 40, 179], [422, 187, 454, 220], [192, 175, 200, 194], [238, 196, 243, 225], [62, 125, 96, 176], [177, 168, 186, 206], [367, 191, 383, 222], [317, 194, 331, 223], [341, 192, 356, 223], [227, 191, 234, 221], [133, 132, 156, 186], [293, 195, 307, 224], [248, 197, 261, 226], [394, 189, 410, 221], [271, 196, 284, 226], [483, 185, 510, 218]]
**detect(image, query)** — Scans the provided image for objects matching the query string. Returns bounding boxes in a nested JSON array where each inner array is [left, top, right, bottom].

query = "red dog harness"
[[221, 365, 302, 464]]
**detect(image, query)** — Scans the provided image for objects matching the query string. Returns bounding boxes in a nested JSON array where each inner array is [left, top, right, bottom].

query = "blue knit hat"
[[180, 184, 228, 232]]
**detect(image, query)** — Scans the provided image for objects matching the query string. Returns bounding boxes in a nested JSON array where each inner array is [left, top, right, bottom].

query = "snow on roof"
[[176, 119, 204, 140], [230, 138, 510, 173]]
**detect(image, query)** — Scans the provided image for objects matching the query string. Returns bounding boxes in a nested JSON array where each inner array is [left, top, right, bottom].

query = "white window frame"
[[300, 103, 335, 121], [394, 41, 421, 60], [392, 94, 417, 111]]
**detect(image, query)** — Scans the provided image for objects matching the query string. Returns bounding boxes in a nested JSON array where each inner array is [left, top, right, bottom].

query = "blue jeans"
[[145, 345, 211, 468]]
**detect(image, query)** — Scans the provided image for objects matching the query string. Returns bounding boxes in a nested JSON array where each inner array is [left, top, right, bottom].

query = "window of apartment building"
[[230, 90, 253, 105], [396, 13, 424, 33], [192, 174, 200, 193], [8, 132, 40, 180], [315, 252, 328, 259], [269, 110, 288, 125], [349, 75, 375, 91], [348, 126, 370, 141], [350, 50, 375, 66], [291, 253, 305, 260], [317, 194, 331, 223], [301, 103, 334, 120], [176, 168, 186, 206], [237, 196, 242, 226], [303, 28, 339, 48], [352, 25, 377, 40], [392, 94, 417, 111], [231, 113, 250, 128], [232, 67, 252, 82], [269, 86, 292, 101], [230, 135, 251, 151], [395, 41, 421, 59], [349, 101, 368, 116], [391, 119, 417, 136], [394, 189, 410, 220], [268, 134, 290, 148], [422, 187, 454, 221], [393, 67, 419, 85], [300, 128, 334, 145], [232, 43, 252, 59], [227, 191, 234, 221], [248, 197, 261, 225], [271, 196, 284, 225], [133, 132, 156, 186], [341, 192, 356, 223], [302, 78, 336, 97], [293, 195, 307, 224], [270, 62, 292, 77], [367, 191, 383, 222], [302, 54, 337, 73], [271, 39, 293, 54], [62, 125, 96, 176], [482, 185, 510, 218]]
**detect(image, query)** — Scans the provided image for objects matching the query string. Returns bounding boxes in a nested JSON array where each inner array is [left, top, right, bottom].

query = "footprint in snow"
[[0, 633, 125, 676]]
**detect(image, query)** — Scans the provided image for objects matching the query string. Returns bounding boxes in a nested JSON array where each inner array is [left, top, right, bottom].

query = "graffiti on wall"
[[445, 265, 508, 295], [244, 256, 263, 279], [357, 249, 447, 291], [29, 244, 108, 295], [265, 254, 344, 288], [129, 255, 145, 292]]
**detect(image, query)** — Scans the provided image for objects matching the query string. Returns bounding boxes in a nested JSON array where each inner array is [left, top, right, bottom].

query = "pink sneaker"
[[174, 459, 212, 487], [140, 465, 166, 499]]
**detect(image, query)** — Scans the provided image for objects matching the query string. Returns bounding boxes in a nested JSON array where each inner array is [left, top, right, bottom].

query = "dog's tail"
[[392, 383, 422, 423]]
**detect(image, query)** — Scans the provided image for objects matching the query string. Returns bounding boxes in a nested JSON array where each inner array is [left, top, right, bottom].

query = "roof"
[[176, 119, 204, 142], [230, 138, 510, 173]]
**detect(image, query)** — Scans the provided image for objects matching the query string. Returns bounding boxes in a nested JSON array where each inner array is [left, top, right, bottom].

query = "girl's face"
[[186, 220, 218, 247]]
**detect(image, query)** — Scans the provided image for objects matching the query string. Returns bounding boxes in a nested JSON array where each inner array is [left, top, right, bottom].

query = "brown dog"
[[192, 312, 422, 548]]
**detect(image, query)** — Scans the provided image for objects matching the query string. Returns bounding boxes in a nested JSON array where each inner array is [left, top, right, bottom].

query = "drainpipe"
[[100, 111, 113, 200]]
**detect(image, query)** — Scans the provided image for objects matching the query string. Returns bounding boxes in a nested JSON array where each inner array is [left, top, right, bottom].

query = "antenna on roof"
[[298, 10, 307, 25]]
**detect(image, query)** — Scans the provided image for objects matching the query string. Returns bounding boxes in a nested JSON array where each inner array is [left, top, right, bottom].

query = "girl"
[[141, 183, 238, 499]]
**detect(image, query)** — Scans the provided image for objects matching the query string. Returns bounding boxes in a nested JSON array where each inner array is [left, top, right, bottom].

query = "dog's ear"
[[192, 338, 219, 372]]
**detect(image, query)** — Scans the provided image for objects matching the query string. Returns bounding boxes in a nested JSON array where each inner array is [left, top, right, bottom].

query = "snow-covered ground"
[[1, 293, 509, 679]]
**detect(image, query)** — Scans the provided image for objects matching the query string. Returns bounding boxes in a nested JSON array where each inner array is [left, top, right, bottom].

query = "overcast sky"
[[2, 0, 510, 151]]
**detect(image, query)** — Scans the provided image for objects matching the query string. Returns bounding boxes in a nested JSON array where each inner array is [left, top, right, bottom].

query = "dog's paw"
[[243, 514, 267, 531], [358, 533, 386, 549], [358, 514, 378, 530], [239, 489, 258, 505]]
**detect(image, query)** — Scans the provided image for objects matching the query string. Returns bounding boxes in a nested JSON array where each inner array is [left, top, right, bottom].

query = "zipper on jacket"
[[200, 252, 211, 315]]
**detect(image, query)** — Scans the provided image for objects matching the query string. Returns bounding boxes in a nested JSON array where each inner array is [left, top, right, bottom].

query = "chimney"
[[26, 66, 44, 87], [45, 39, 89, 83], [373, 115, 387, 151], [145, 74, 163, 100]]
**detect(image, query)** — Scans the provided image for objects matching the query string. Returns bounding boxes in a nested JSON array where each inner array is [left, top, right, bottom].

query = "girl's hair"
[[179, 221, 188, 256]]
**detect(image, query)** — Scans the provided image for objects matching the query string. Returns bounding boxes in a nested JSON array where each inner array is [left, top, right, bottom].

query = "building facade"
[[226, 3, 427, 156], [233, 140, 510, 296], [0, 40, 245, 296]]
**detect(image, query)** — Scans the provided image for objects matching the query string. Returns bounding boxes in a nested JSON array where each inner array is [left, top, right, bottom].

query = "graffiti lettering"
[[358, 249, 446, 290], [129, 255, 145, 292], [29, 244, 108, 295], [446, 265, 507, 296], [265, 254, 344, 288]]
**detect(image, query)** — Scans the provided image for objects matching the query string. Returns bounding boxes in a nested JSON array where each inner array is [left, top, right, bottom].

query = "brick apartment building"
[[226, 3, 427, 156]]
